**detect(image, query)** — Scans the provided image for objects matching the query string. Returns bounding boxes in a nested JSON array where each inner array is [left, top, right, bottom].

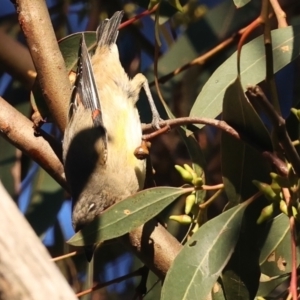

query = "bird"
[[62, 11, 161, 245]]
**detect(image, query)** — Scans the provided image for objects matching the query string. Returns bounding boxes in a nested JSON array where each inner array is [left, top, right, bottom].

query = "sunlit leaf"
[[190, 25, 300, 126], [161, 196, 255, 300], [68, 187, 191, 246], [233, 0, 251, 8]]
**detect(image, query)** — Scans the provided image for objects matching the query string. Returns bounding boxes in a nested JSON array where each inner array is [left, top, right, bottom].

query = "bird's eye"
[[87, 202, 96, 212]]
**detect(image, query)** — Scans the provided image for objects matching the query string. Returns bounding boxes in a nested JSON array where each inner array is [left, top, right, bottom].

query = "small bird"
[[63, 11, 160, 237]]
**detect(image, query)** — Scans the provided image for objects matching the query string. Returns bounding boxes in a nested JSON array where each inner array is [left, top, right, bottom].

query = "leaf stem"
[[270, 0, 288, 28], [282, 188, 298, 300], [247, 85, 300, 177], [200, 188, 223, 210], [76, 266, 146, 297]]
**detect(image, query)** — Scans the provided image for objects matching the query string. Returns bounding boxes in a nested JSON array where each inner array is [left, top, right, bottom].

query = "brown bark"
[[0, 97, 68, 191], [0, 29, 36, 90], [0, 182, 77, 300], [13, 0, 71, 132], [121, 219, 182, 279]]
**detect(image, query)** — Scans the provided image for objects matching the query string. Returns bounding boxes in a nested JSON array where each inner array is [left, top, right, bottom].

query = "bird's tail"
[[96, 11, 124, 47]]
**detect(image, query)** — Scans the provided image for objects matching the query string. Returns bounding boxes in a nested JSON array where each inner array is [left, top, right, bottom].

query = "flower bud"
[[270, 172, 289, 188], [253, 180, 281, 202], [257, 203, 274, 224], [169, 214, 192, 224], [175, 165, 194, 183], [185, 193, 196, 214]]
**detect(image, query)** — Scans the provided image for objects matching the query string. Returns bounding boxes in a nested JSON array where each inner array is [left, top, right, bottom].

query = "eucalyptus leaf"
[[161, 195, 256, 300], [212, 281, 227, 300], [68, 187, 191, 246], [59, 32, 97, 73], [256, 273, 290, 298], [221, 78, 271, 207], [221, 196, 266, 300], [233, 0, 251, 8], [259, 214, 300, 277], [259, 214, 290, 265], [190, 24, 300, 126]]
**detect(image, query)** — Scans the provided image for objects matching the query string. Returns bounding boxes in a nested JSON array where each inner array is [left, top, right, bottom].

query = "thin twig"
[[237, 17, 262, 75], [150, 22, 245, 86], [51, 251, 77, 262], [262, 151, 288, 176], [270, 0, 288, 28], [282, 188, 298, 300], [76, 266, 146, 297], [261, 0, 281, 113], [199, 188, 223, 209], [247, 86, 300, 177], [201, 184, 224, 191], [119, 4, 159, 29], [142, 117, 240, 139]]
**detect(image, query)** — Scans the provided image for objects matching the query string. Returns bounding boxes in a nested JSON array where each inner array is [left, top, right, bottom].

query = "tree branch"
[[0, 181, 77, 300], [0, 96, 68, 190], [120, 219, 182, 279], [12, 0, 71, 132], [0, 28, 36, 89]]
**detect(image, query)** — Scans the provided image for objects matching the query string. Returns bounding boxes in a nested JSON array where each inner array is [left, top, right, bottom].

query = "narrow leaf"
[[59, 32, 96, 73], [256, 273, 290, 298], [259, 213, 300, 276], [221, 78, 271, 207], [233, 0, 251, 8], [190, 25, 300, 126], [161, 195, 256, 300], [259, 214, 290, 265], [68, 187, 191, 246]]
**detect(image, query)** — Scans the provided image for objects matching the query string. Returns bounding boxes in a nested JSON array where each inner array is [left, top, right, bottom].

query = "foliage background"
[[1, 0, 300, 299]]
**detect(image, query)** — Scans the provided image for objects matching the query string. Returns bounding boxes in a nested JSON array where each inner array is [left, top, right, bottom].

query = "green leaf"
[[259, 214, 289, 265], [221, 198, 265, 300], [259, 213, 300, 277], [212, 281, 227, 300], [233, 0, 251, 8], [221, 78, 272, 207], [59, 32, 97, 73], [190, 24, 300, 126], [68, 187, 191, 246], [256, 273, 290, 298], [161, 196, 256, 300]]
